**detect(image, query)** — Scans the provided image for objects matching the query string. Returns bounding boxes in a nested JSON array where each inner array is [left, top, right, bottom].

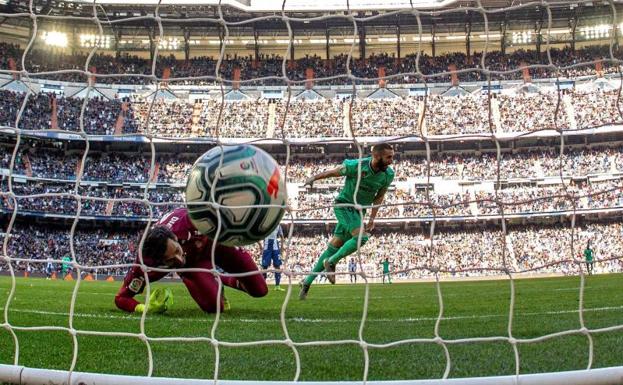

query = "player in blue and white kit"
[[262, 225, 285, 291], [45, 259, 54, 280]]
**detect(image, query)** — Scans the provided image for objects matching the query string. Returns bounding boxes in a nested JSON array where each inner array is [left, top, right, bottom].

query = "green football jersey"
[[381, 260, 390, 273], [584, 248, 593, 262], [336, 157, 394, 206]]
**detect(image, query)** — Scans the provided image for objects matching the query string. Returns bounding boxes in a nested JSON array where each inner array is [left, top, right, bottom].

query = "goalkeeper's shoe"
[[273, 285, 285, 292], [323, 260, 336, 285], [298, 281, 310, 300], [222, 296, 231, 312]]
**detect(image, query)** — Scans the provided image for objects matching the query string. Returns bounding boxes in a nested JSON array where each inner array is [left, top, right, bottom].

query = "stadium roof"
[[77, 0, 456, 11]]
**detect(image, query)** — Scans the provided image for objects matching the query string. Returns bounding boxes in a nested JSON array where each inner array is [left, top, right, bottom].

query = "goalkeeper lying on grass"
[[115, 208, 268, 314]]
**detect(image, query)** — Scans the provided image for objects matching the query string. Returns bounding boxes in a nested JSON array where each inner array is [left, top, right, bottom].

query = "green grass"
[[1, 274, 622, 381]]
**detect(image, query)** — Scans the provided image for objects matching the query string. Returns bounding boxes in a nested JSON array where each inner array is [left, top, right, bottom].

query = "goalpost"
[[1, 0, 623, 384]]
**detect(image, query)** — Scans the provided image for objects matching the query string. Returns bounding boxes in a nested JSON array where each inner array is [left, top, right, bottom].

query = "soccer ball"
[[185, 144, 287, 246]]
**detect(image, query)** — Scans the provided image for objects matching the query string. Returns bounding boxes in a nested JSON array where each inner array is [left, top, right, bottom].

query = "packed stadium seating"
[[3, 221, 622, 279], [2, 42, 621, 85], [2, 41, 623, 279]]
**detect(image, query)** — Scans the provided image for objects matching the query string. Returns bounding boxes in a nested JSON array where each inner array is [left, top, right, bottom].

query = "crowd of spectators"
[[475, 179, 623, 215], [2, 176, 620, 220], [3, 143, 621, 184], [1, 87, 621, 138], [3, 221, 622, 279], [2, 43, 621, 85], [498, 92, 569, 132], [570, 89, 623, 129], [274, 99, 345, 138]]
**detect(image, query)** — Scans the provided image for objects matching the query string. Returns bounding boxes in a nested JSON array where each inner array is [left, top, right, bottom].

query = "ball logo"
[[240, 159, 258, 173], [267, 167, 281, 199], [240, 161, 251, 170]]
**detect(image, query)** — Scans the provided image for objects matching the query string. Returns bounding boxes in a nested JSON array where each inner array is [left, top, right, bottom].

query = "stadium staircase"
[[190, 101, 202, 135], [418, 100, 427, 135], [533, 159, 545, 178], [562, 94, 578, 130], [21, 154, 33, 177], [343, 101, 351, 137], [490, 97, 502, 132], [105, 201, 114, 216], [75, 159, 81, 178], [114, 102, 129, 135], [266, 103, 276, 138], [505, 235, 520, 272], [610, 156, 619, 174], [468, 189, 479, 216], [151, 162, 160, 183]]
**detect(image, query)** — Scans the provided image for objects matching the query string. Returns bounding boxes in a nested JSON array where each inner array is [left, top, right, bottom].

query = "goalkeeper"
[[115, 208, 268, 314], [299, 143, 395, 299]]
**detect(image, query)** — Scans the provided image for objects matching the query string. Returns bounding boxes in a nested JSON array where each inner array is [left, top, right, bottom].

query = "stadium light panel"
[[511, 31, 532, 44], [41, 31, 68, 48], [79, 34, 111, 49]]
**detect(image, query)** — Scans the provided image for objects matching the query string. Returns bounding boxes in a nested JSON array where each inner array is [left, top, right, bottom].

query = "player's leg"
[[272, 249, 284, 291], [302, 235, 344, 287], [299, 235, 344, 299], [181, 259, 226, 313], [323, 207, 369, 284], [217, 245, 268, 298], [261, 247, 271, 279]]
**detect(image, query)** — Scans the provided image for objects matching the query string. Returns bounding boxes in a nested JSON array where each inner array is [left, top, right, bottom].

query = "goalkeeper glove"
[[135, 287, 173, 314]]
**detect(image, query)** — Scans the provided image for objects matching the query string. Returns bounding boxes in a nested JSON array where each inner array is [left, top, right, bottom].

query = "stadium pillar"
[[325, 28, 330, 60], [570, 15, 577, 52], [290, 31, 295, 61], [183, 29, 190, 62], [465, 21, 471, 62], [500, 21, 507, 56], [358, 23, 366, 59], [535, 15, 543, 60], [114, 30, 121, 57], [148, 26, 156, 62], [253, 27, 259, 62], [396, 24, 401, 59], [217, 26, 225, 55], [70, 26, 78, 56], [431, 24, 436, 58]]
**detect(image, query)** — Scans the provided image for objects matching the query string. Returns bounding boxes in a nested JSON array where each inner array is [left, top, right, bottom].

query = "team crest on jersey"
[[128, 277, 144, 293]]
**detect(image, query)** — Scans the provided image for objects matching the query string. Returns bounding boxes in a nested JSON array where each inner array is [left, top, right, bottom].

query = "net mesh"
[[0, 0, 623, 383]]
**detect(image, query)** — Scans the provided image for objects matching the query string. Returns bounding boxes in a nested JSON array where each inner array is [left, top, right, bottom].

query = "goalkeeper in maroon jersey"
[[115, 207, 268, 314]]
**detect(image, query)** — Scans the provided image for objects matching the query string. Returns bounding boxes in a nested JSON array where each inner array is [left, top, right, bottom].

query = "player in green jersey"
[[61, 255, 72, 278], [584, 241, 594, 275], [381, 258, 392, 284], [299, 143, 395, 299]]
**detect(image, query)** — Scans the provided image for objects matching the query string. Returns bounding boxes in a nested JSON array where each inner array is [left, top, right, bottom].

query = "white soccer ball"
[[185, 144, 287, 246]]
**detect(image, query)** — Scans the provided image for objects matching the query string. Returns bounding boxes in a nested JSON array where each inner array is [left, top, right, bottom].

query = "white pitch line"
[[5, 305, 623, 325]]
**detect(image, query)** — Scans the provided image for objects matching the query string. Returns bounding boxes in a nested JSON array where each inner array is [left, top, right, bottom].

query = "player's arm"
[[114, 267, 169, 313], [366, 188, 388, 232], [304, 166, 344, 188]]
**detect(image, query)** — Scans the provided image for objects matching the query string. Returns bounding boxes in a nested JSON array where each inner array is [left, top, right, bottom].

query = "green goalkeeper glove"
[[135, 288, 173, 314]]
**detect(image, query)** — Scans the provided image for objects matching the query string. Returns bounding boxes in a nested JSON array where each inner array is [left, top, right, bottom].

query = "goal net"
[[1, 0, 623, 384]]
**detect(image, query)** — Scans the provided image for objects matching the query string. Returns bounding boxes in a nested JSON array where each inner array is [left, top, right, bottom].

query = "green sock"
[[304, 244, 339, 286], [327, 238, 361, 266]]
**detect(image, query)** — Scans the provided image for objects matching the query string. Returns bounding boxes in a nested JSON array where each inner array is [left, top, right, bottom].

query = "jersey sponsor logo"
[[128, 277, 144, 293], [267, 167, 281, 198]]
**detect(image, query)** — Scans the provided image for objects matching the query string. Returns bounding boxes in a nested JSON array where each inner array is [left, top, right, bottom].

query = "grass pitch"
[[1, 274, 622, 382]]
